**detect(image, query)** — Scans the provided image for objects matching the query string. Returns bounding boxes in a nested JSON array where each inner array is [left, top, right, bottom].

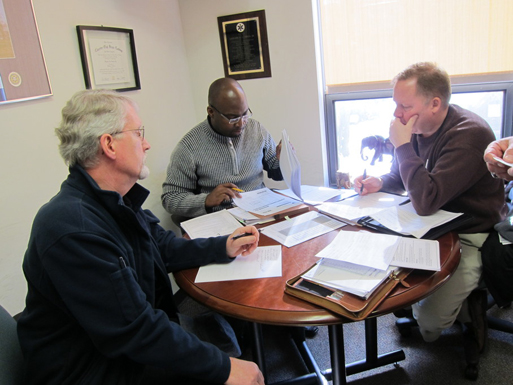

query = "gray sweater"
[[162, 117, 282, 218]]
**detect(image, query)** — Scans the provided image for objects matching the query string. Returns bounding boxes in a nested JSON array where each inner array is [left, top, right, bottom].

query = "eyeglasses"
[[112, 127, 145, 139], [210, 105, 252, 124]]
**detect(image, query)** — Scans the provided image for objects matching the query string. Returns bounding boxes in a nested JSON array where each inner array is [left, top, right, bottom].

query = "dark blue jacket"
[[18, 165, 233, 384]]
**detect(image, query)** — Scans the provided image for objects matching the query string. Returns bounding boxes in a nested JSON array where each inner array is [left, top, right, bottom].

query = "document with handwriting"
[[195, 245, 282, 282]]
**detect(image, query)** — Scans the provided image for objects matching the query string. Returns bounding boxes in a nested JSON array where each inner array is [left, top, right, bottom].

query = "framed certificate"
[[0, 0, 52, 104], [217, 10, 271, 80], [76, 25, 141, 92]]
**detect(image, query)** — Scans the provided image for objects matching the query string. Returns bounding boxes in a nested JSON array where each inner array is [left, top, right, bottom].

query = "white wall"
[[179, 0, 326, 189], [0, 0, 324, 314], [1, 0, 195, 314]]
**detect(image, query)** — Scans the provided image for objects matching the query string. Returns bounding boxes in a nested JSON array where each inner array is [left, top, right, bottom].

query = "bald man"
[[162, 78, 283, 220]]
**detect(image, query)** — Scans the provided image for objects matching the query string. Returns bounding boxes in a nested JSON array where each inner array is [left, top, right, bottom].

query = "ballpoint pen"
[[231, 187, 244, 193], [361, 169, 366, 193], [231, 229, 262, 240]]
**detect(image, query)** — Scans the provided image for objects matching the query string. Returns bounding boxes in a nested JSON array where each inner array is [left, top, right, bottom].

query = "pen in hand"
[[360, 169, 367, 193], [231, 229, 261, 240], [231, 187, 244, 193]]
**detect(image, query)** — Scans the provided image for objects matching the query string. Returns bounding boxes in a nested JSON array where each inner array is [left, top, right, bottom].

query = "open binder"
[[285, 265, 411, 321], [357, 213, 473, 240]]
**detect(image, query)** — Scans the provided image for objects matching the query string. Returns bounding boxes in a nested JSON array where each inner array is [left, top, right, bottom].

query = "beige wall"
[[0, 0, 325, 314]]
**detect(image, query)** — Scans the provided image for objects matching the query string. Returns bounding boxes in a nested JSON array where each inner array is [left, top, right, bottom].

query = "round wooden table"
[[174, 226, 461, 384]]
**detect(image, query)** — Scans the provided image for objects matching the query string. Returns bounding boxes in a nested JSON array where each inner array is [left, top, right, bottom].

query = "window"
[[319, 0, 513, 186], [325, 82, 513, 186]]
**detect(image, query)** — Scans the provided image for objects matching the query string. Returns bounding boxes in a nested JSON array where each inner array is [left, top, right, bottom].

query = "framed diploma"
[[217, 10, 271, 80], [0, 0, 52, 104], [76, 25, 141, 92]]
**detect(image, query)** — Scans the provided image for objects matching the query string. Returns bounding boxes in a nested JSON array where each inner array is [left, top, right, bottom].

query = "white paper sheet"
[[260, 211, 345, 248], [280, 129, 302, 200], [194, 246, 282, 283], [369, 202, 463, 239], [232, 187, 302, 216], [391, 237, 440, 271], [318, 192, 408, 224], [180, 210, 242, 239], [275, 185, 356, 205], [315, 230, 399, 270]]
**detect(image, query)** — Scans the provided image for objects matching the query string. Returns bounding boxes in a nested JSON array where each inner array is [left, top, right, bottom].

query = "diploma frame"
[[217, 10, 271, 80], [76, 25, 141, 92], [0, 0, 52, 104]]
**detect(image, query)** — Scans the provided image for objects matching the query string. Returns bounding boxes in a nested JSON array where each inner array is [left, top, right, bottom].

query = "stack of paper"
[[232, 187, 303, 217], [315, 230, 440, 272], [227, 207, 276, 225], [300, 230, 440, 298], [302, 259, 398, 299]]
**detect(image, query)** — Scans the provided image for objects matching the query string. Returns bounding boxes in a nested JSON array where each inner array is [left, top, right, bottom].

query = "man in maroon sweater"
[[355, 62, 507, 349]]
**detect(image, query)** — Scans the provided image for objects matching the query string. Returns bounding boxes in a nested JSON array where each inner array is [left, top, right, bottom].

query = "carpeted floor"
[[178, 293, 513, 384]]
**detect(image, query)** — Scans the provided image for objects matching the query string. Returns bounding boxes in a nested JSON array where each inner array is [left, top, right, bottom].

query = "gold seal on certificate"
[[8, 72, 22, 87]]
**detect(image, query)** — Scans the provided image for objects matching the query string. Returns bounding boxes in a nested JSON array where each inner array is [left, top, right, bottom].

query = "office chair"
[[0, 303, 24, 385]]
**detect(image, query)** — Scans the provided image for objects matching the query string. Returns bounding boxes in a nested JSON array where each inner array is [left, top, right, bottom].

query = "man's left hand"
[[276, 140, 282, 160]]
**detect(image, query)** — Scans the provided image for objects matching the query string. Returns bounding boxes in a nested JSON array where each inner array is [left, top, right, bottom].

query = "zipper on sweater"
[[119, 256, 128, 269], [227, 138, 239, 175]]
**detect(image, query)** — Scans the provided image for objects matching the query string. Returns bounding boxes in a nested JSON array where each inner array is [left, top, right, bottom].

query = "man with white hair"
[[17, 89, 264, 385]]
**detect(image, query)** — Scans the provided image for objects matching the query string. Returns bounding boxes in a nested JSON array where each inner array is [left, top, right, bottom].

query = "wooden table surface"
[[174, 225, 461, 326]]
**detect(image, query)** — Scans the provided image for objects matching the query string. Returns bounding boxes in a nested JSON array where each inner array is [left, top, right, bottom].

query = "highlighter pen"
[[231, 229, 262, 240], [232, 187, 244, 193], [360, 169, 367, 193]]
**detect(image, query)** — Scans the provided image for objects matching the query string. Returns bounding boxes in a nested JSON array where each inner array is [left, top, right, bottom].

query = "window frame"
[[325, 81, 513, 187]]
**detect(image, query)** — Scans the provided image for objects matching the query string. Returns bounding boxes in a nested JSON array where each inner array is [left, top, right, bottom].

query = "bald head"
[[206, 78, 250, 137], [208, 78, 246, 108]]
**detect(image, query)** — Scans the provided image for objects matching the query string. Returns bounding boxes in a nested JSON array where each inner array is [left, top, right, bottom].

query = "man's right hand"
[[484, 137, 513, 181], [205, 183, 243, 208], [354, 175, 383, 195], [225, 357, 264, 385]]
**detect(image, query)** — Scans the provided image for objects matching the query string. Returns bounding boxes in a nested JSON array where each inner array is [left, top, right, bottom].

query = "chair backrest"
[[0, 304, 24, 385]]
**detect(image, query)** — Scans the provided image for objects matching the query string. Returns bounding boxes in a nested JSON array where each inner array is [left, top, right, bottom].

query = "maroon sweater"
[[381, 105, 507, 234]]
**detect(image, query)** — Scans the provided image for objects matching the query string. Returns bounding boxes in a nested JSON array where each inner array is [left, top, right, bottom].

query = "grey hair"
[[55, 89, 138, 168]]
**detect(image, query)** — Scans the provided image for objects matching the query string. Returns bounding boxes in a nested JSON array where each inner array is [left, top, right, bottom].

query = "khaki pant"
[[412, 233, 488, 342]]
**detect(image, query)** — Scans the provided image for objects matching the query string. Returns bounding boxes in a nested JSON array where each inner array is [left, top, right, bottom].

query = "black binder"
[[357, 213, 473, 240]]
